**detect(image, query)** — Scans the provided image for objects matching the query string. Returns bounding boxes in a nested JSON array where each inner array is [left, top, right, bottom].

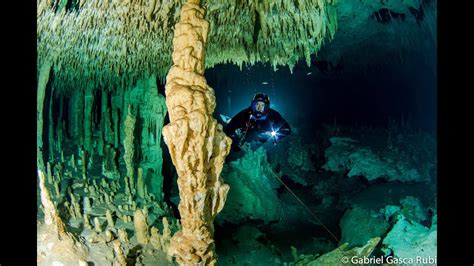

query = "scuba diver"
[[224, 93, 291, 151]]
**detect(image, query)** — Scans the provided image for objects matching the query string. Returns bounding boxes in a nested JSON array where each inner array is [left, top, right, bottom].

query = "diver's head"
[[251, 93, 270, 118]]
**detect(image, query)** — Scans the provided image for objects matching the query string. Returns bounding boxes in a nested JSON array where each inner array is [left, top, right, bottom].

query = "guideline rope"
[[270, 172, 341, 244]]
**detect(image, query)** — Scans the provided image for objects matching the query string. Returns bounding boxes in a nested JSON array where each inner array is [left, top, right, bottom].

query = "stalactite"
[[37, 61, 52, 171], [162, 0, 232, 264], [37, 0, 336, 91]]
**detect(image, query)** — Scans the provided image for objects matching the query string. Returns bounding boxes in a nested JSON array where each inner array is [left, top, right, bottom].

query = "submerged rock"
[[399, 196, 429, 225], [379, 205, 402, 221], [323, 137, 425, 183], [293, 237, 381, 266], [382, 214, 437, 265], [218, 146, 283, 224], [287, 138, 316, 172], [339, 205, 389, 248]]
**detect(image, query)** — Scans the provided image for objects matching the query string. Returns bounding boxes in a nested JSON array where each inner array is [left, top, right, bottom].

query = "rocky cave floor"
[[213, 123, 436, 265], [37, 123, 437, 265]]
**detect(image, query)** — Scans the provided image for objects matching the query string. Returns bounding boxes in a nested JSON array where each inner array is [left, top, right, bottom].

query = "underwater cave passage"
[[36, 0, 437, 264]]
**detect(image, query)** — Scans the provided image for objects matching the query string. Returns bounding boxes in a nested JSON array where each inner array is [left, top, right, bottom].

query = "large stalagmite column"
[[162, 0, 232, 265]]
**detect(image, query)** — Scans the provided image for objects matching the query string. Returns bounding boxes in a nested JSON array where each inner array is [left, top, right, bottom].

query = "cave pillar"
[[102, 90, 114, 147], [70, 89, 85, 146], [113, 108, 119, 149], [48, 85, 55, 161], [84, 84, 94, 153], [112, 88, 122, 149], [123, 105, 136, 194], [162, 0, 232, 265], [37, 61, 52, 171], [56, 93, 64, 154]]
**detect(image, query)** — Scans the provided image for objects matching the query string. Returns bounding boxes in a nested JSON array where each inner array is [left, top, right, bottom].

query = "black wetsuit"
[[224, 107, 291, 149]]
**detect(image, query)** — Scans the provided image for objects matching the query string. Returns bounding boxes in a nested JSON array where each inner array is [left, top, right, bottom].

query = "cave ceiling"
[[37, 0, 436, 90]]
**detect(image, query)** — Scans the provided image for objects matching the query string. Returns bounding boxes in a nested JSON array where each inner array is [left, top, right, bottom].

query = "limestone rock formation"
[[123, 105, 136, 193], [399, 196, 429, 224], [38, 170, 89, 264], [160, 217, 172, 254], [161, 0, 232, 264], [106, 210, 114, 227], [339, 206, 389, 248], [112, 240, 128, 266], [37, 61, 52, 171], [323, 137, 426, 182], [102, 144, 119, 180], [379, 205, 401, 221], [137, 167, 146, 199], [37, 0, 435, 92], [124, 75, 168, 199], [150, 227, 163, 250], [382, 214, 437, 265], [37, 0, 337, 89], [272, 135, 318, 186], [84, 85, 94, 153], [293, 237, 380, 266], [218, 145, 283, 224], [287, 137, 317, 173], [134, 209, 149, 245], [118, 228, 129, 243]]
